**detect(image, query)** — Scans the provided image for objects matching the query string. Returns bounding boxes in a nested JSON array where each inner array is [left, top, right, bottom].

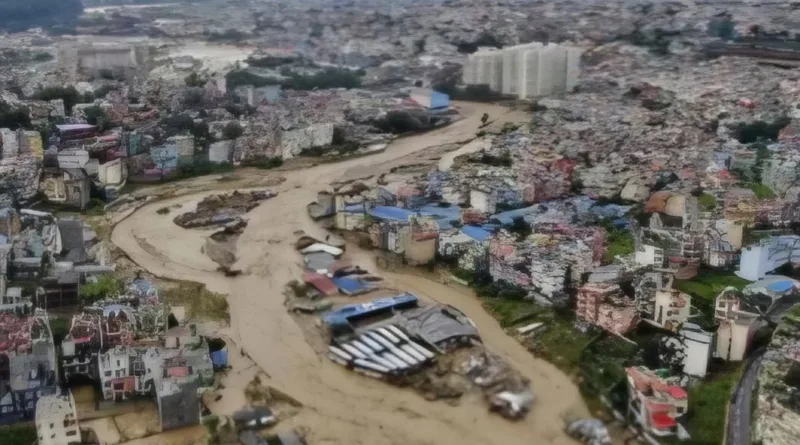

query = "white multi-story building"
[[737, 235, 800, 281], [463, 42, 581, 99]]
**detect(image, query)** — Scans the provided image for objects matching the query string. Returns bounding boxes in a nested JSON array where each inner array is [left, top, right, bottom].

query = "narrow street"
[[726, 349, 765, 445]]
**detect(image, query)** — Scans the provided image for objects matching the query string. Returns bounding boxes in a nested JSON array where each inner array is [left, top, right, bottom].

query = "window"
[[104, 381, 111, 388], [676, 406, 685, 414], [117, 360, 121, 367], [66, 431, 77, 437]]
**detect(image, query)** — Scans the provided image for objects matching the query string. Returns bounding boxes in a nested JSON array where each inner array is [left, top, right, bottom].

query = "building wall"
[[681, 329, 713, 377]]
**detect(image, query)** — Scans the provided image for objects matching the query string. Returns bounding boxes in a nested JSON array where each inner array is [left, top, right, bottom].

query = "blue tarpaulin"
[[491, 205, 539, 225], [211, 350, 228, 368], [767, 280, 794, 293], [461, 225, 492, 242], [332, 277, 371, 296]]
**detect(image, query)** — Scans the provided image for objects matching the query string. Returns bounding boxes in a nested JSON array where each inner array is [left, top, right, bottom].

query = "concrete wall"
[[1, 128, 18, 159], [209, 141, 233, 164]]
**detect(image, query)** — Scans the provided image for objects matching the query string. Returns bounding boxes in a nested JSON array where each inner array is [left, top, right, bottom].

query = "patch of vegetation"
[[501, 122, 520, 134], [162, 281, 230, 323], [184, 72, 208, 88], [708, 16, 736, 40], [225, 69, 282, 89], [0, 102, 31, 130], [174, 160, 235, 179], [434, 82, 508, 102], [604, 227, 634, 264], [472, 150, 512, 167], [49, 317, 70, 345], [731, 117, 791, 144], [156, 207, 171, 215], [83, 105, 111, 132], [80, 274, 124, 304], [746, 183, 776, 199], [32, 52, 53, 62], [84, 198, 106, 217], [207, 29, 248, 42], [93, 84, 120, 99], [681, 363, 743, 445], [221, 121, 244, 140], [241, 157, 283, 169], [698, 192, 717, 210], [455, 32, 503, 54], [245, 55, 296, 68], [674, 269, 749, 327], [0, 425, 37, 445], [33, 86, 84, 114]]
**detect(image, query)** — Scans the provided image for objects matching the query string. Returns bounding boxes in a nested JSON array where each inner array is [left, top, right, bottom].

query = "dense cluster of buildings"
[[0, 205, 224, 436]]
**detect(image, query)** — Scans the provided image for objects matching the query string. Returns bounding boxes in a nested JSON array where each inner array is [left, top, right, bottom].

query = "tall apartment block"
[[463, 42, 581, 99]]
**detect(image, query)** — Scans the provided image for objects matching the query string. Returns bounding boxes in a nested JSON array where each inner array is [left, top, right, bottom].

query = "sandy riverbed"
[[111, 102, 589, 445]]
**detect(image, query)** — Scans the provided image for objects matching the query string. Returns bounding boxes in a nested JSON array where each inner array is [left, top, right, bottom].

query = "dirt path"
[[112, 102, 588, 445]]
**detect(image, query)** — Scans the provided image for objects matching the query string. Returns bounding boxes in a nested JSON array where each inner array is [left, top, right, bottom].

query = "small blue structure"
[[211, 350, 229, 369], [322, 293, 419, 331]]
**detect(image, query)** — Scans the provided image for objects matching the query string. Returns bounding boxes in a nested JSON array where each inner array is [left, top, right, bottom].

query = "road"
[[111, 102, 592, 445], [726, 349, 765, 445]]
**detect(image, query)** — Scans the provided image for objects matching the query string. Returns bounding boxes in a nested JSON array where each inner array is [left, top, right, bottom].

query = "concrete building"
[[714, 288, 763, 361], [625, 366, 690, 439], [649, 289, 692, 332], [737, 235, 800, 281], [59, 43, 150, 81], [679, 323, 714, 377], [576, 282, 639, 335], [463, 42, 581, 99], [409, 88, 450, 110], [35, 393, 79, 445]]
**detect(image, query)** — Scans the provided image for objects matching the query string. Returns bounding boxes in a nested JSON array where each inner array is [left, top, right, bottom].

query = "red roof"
[[651, 412, 677, 429], [167, 366, 190, 378], [303, 272, 338, 296], [666, 386, 688, 399]]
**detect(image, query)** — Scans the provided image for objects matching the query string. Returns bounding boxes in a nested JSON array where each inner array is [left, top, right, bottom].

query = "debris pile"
[[173, 189, 277, 229]]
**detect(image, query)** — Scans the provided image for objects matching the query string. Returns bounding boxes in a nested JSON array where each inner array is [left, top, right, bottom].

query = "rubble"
[[173, 189, 277, 229]]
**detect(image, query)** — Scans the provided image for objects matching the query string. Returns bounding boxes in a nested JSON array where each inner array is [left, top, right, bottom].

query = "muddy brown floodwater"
[[112, 102, 590, 445]]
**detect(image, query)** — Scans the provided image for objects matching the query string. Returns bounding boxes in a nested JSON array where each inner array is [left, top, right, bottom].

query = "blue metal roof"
[[322, 293, 419, 327], [368, 206, 416, 222]]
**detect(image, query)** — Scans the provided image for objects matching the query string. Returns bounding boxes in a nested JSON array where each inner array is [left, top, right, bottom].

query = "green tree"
[[83, 105, 111, 131], [221, 121, 244, 140], [80, 275, 123, 304], [185, 72, 208, 87]]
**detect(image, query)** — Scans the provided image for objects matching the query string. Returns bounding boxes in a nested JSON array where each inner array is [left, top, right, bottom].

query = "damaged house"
[[0, 309, 58, 425], [98, 324, 213, 430]]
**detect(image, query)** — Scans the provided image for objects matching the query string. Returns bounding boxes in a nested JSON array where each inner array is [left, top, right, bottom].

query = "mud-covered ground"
[[110, 102, 596, 445]]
